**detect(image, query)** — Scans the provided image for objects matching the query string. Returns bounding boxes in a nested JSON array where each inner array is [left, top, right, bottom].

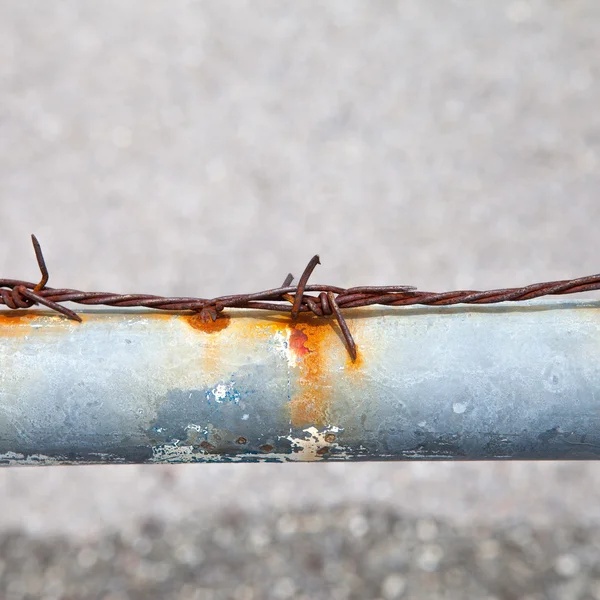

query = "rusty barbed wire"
[[2, 235, 600, 361]]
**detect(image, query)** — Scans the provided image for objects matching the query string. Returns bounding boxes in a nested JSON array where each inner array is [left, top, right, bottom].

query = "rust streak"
[[288, 317, 333, 428]]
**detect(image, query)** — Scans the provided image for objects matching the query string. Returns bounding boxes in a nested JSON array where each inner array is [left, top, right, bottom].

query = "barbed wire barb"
[[2, 235, 600, 361]]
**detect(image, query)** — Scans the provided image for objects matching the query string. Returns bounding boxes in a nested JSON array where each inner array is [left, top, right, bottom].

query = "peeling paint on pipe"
[[1, 300, 600, 465]]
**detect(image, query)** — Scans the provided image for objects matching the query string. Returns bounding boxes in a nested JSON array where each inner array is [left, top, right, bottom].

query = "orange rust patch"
[[184, 313, 231, 333], [287, 315, 368, 428], [346, 346, 364, 370], [0, 311, 44, 337], [0, 312, 39, 325], [288, 318, 333, 428]]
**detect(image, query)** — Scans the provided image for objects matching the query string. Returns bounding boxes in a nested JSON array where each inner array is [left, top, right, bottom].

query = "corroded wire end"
[[31, 234, 49, 292], [27, 235, 82, 322], [291, 255, 320, 320]]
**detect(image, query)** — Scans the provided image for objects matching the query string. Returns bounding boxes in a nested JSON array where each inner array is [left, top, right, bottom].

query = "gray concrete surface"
[[1, 0, 600, 597], [3, 508, 600, 600]]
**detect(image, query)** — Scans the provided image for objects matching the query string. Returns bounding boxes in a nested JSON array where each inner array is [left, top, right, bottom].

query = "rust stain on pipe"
[[288, 317, 334, 428], [248, 313, 369, 430], [184, 313, 231, 333], [346, 346, 364, 370], [0, 312, 39, 326], [0, 311, 52, 337]]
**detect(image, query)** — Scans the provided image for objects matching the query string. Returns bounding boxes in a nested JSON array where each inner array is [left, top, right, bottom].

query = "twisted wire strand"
[[2, 235, 600, 360]]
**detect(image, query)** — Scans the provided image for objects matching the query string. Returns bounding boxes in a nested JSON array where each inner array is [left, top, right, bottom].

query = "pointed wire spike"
[[282, 273, 294, 288], [20, 288, 82, 322], [291, 255, 321, 320], [31, 234, 49, 292], [327, 291, 357, 361], [61, 307, 83, 323]]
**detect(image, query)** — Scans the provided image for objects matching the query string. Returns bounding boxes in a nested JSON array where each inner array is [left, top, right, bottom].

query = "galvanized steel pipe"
[[1, 300, 599, 465]]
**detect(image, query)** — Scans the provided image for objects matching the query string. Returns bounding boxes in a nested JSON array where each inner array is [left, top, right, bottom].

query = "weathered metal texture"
[[1, 300, 600, 465]]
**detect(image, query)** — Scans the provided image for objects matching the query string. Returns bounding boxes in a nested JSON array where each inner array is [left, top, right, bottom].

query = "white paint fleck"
[[242, 414, 249, 421], [0, 451, 65, 466], [185, 424, 205, 434], [150, 426, 353, 464], [206, 381, 240, 404], [272, 330, 295, 367], [453, 402, 467, 414], [213, 383, 229, 401], [152, 443, 195, 463], [283, 426, 350, 461]]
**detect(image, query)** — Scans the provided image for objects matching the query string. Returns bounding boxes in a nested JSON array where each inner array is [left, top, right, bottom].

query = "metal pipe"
[[1, 300, 600, 465]]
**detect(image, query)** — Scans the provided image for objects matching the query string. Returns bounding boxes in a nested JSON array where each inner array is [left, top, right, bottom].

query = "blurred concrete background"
[[1, 0, 600, 598]]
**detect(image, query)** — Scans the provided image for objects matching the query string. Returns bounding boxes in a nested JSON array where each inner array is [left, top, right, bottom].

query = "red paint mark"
[[289, 327, 310, 356]]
